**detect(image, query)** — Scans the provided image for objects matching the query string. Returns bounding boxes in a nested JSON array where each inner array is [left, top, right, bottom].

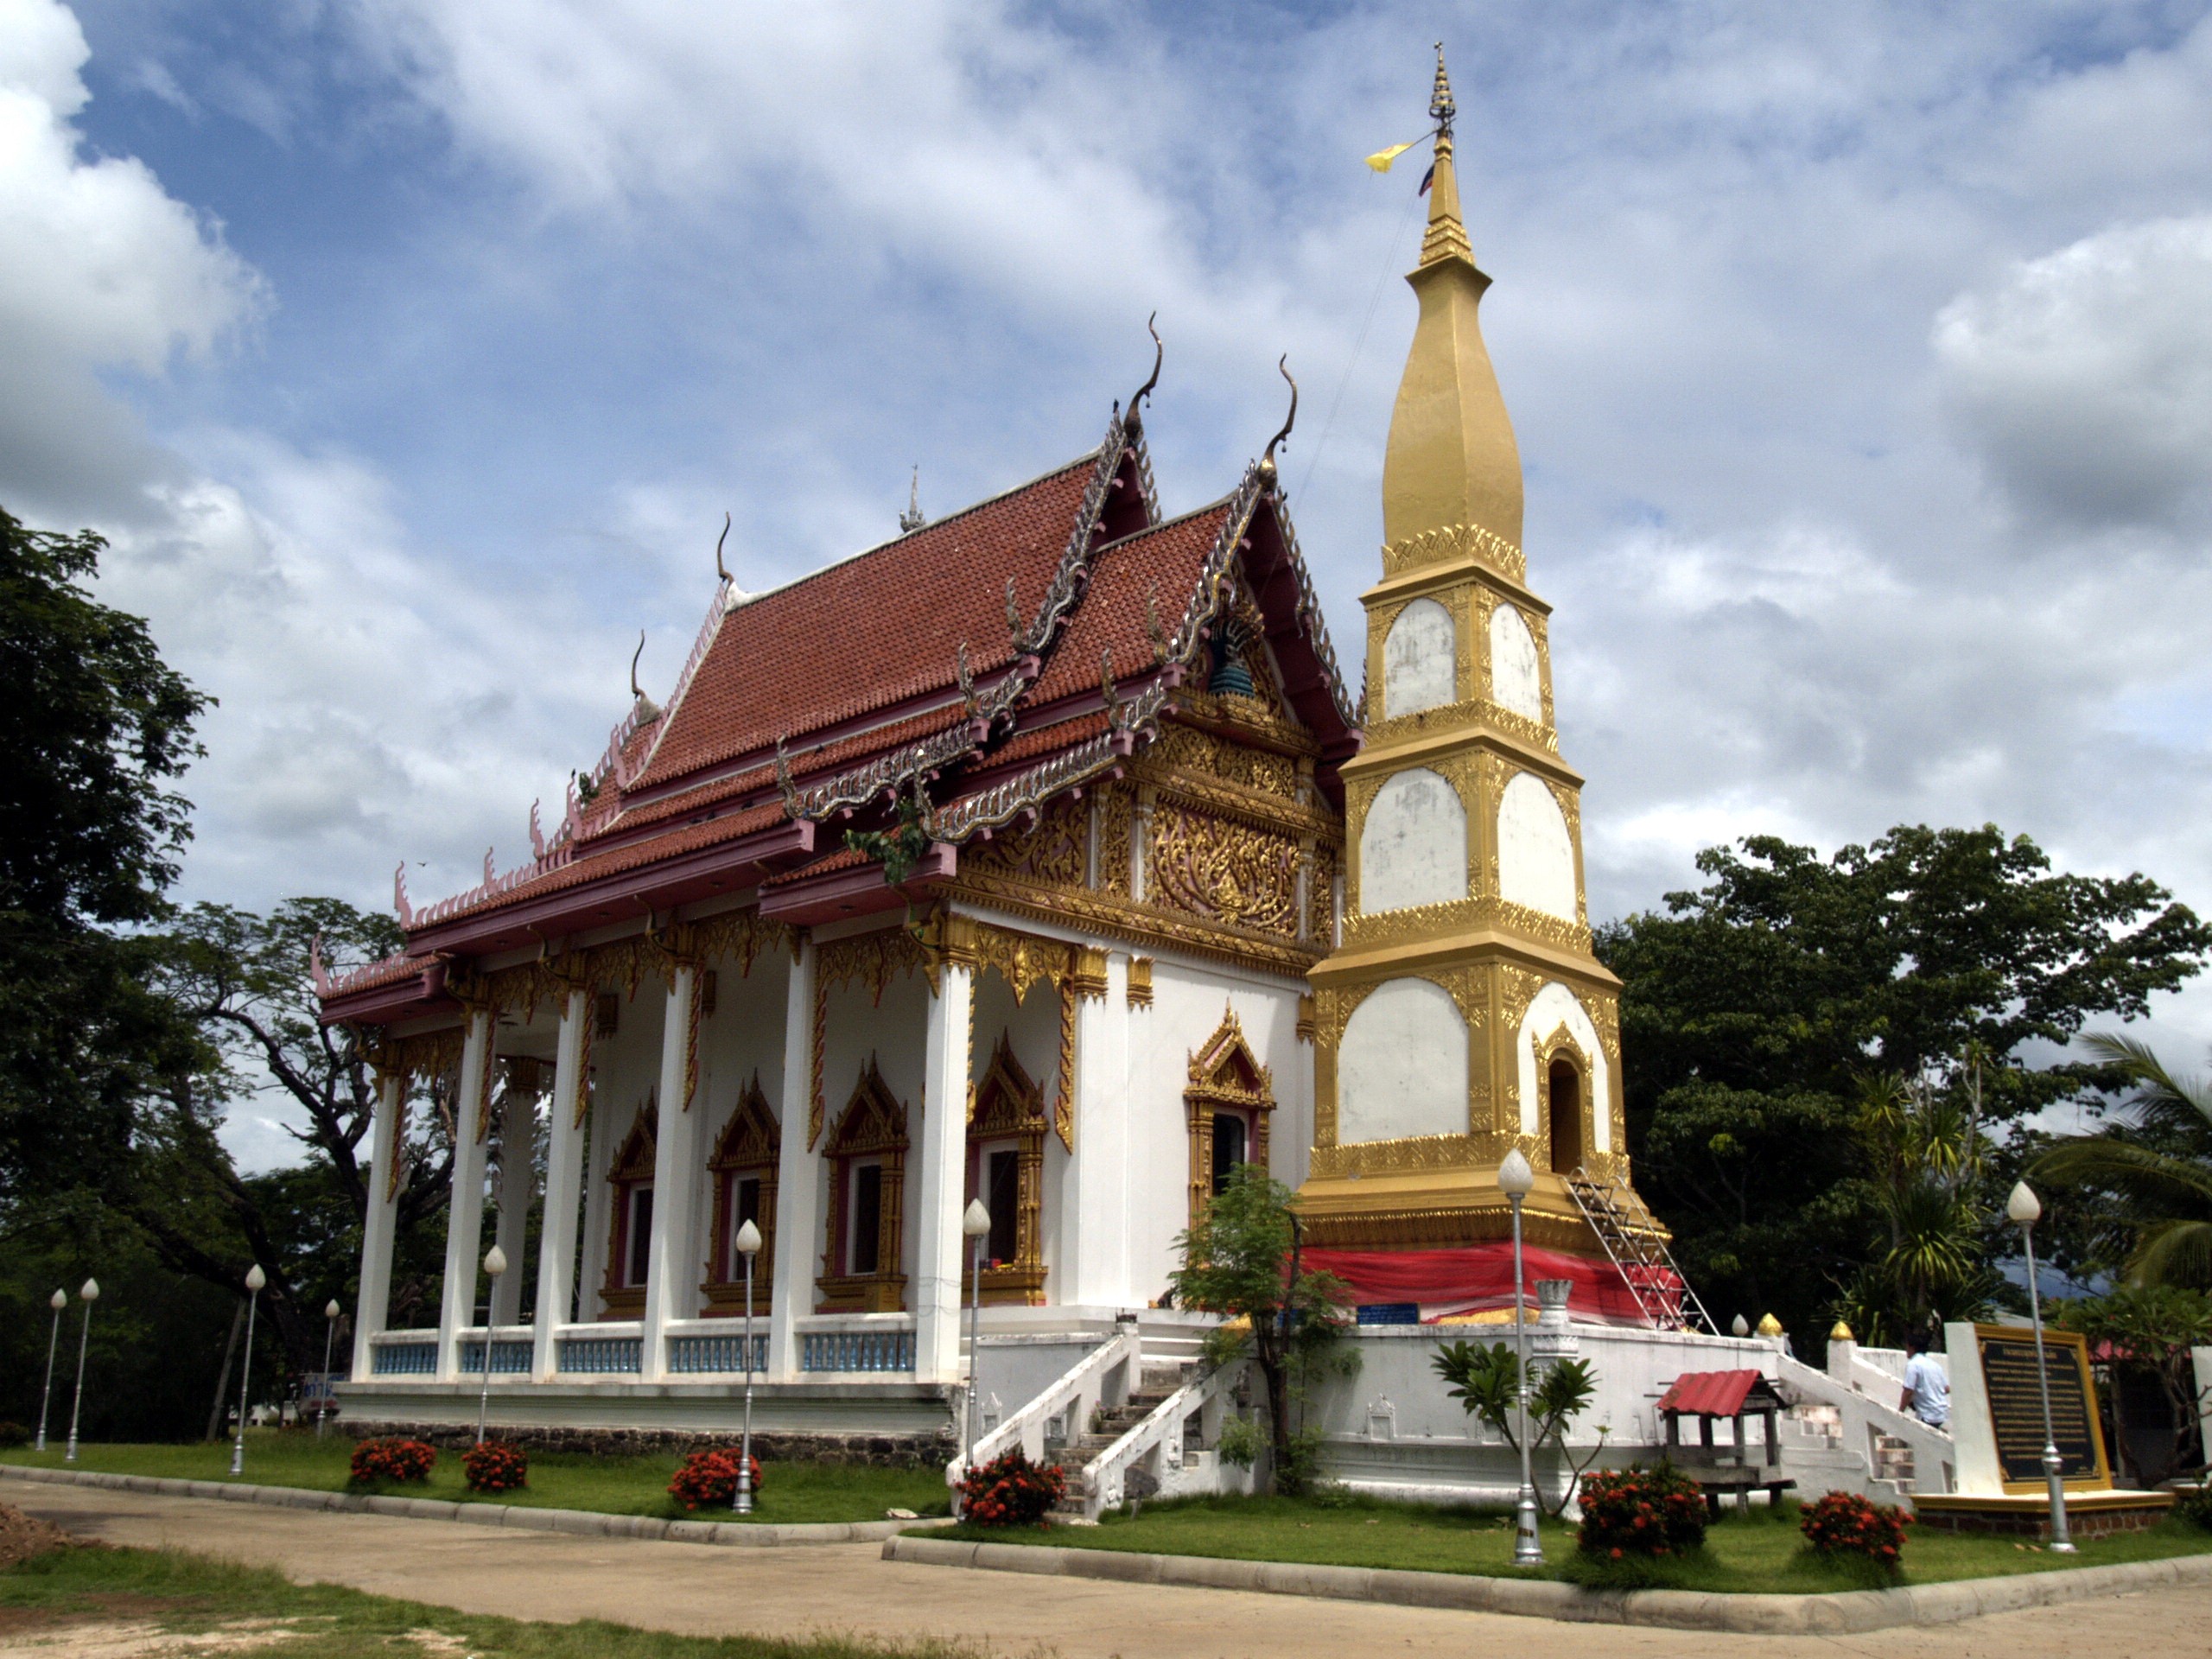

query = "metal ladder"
[[1566, 1168, 1716, 1335]]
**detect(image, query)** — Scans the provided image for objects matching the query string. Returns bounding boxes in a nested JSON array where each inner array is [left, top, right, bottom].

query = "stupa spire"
[[1381, 45, 1523, 551]]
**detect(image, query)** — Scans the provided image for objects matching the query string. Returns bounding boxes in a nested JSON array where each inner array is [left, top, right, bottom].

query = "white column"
[[769, 940, 817, 1380], [435, 1010, 494, 1382], [352, 1066, 404, 1379], [532, 989, 589, 1379], [912, 957, 974, 1383], [640, 965, 703, 1382], [1065, 954, 1131, 1307], [490, 1081, 537, 1328]]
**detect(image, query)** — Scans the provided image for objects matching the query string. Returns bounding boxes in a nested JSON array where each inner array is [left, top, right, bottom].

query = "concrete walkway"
[[15, 1483, 2212, 1659]]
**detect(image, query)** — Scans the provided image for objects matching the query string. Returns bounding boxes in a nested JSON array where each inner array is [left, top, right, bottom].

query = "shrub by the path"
[[667, 1449, 765, 1510], [957, 1451, 1065, 1529], [349, 1438, 435, 1485], [461, 1440, 529, 1494], [1575, 1463, 1707, 1560]]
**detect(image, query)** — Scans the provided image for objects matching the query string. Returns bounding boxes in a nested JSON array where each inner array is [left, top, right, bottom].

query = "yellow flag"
[[1365, 140, 1418, 174]]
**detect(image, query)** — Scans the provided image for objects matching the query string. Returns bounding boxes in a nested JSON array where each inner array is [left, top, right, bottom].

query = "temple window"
[[601, 1103, 657, 1317], [1185, 1008, 1274, 1225], [702, 1074, 779, 1317], [966, 1033, 1047, 1305], [817, 1058, 909, 1313]]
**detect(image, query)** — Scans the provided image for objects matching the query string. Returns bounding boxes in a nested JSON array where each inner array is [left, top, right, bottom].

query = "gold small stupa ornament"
[[1757, 1313, 1784, 1338], [1297, 49, 1655, 1271], [1830, 1320, 1855, 1343]]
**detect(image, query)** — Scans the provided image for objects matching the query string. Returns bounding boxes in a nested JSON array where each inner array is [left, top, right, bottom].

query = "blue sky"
[[5, 1, 2212, 1163]]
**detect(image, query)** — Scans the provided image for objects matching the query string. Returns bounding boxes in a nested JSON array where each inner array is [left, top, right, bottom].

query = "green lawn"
[[934, 1491, 2212, 1594], [2, 1436, 950, 1525], [0, 1540, 980, 1659]]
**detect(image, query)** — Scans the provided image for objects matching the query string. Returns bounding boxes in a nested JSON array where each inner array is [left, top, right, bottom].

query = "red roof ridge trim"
[[629, 575, 743, 784]]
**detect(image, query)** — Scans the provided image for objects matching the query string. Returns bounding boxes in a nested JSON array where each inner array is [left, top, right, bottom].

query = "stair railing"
[[948, 1327, 1138, 1488], [1079, 1357, 1248, 1520]]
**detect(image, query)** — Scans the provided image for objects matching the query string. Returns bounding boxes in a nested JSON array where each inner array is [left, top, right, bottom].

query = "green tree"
[[2055, 1284, 2212, 1485], [1598, 825, 2209, 1349], [0, 507, 208, 1205], [1431, 1340, 1605, 1516], [2033, 1035, 2212, 1290], [1169, 1165, 1351, 1494]]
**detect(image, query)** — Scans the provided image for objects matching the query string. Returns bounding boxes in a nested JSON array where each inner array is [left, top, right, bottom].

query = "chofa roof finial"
[[1261, 355, 1298, 480], [1126, 312, 1163, 429], [629, 630, 646, 702], [715, 512, 731, 583]]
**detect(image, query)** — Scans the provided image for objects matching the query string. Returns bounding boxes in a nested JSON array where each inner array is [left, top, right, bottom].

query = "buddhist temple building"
[[320, 54, 1689, 1447]]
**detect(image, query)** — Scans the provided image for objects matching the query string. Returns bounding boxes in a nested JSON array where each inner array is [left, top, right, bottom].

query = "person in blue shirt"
[[1899, 1328, 1950, 1427]]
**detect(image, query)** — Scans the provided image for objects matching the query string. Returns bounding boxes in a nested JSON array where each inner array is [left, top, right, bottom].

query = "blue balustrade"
[[370, 1339, 437, 1376], [801, 1329, 916, 1373], [667, 1333, 769, 1374], [556, 1336, 643, 1374], [457, 1338, 534, 1375]]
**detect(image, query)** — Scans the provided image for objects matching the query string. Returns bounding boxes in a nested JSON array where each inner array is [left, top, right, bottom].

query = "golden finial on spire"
[[1381, 47, 1522, 550]]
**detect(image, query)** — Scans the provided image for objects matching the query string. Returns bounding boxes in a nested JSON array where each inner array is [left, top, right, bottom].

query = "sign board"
[[1942, 1321, 2109, 1497], [300, 1371, 341, 1413]]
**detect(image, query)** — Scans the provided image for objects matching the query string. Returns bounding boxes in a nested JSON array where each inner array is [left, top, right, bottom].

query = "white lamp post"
[[231, 1265, 265, 1477], [476, 1243, 507, 1446], [65, 1278, 99, 1463], [2006, 1181, 2075, 1554], [318, 1300, 342, 1439], [1497, 1150, 1542, 1567], [734, 1218, 762, 1515], [962, 1199, 992, 1493], [35, 1288, 66, 1453]]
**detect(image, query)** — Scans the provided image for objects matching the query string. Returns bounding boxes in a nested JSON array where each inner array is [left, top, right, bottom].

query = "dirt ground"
[[10, 1482, 2212, 1659]]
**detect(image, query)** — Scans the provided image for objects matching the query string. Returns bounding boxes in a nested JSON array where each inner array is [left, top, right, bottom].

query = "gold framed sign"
[[1971, 1323, 2110, 1493]]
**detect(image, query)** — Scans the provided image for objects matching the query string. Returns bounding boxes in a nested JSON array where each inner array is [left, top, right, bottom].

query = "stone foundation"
[[1912, 1490, 2175, 1539], [345, 1419, 956, 1468]]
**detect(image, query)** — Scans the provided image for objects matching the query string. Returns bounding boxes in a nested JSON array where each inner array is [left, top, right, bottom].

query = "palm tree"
[[2032, 1035, 2212, 1287]]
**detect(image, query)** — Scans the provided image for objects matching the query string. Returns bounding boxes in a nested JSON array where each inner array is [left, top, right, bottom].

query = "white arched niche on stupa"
[[1336, 977, 1468, 1143], [1516, 981, 1611, 1154], [1358, 768, 1466, 913], [1489, 603, 1542, 721], [1497, 772, 1577, 920], [1382, 597, 1454, 717]]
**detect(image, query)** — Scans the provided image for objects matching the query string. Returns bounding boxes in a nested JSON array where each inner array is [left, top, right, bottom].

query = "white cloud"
[[0, 0, 260, 516], [1936, 215, 2212, 528]]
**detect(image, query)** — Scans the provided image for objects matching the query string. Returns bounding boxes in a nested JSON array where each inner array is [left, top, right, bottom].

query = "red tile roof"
[[631, 457, 1098, 789], [1031, 503, 1237, 706], [1656, 1370, 1775, 1417]]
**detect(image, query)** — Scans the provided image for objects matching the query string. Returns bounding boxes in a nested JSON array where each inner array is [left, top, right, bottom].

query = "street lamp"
[[232, 1265, 265, 1477], [1497, 1149, 1542, 1567], [2007, 1181, 2075, 1554], [318, 1300, 342, 1440], [65, 1279, 99, 1463], [35, 1288, 65, 1453], [476, 1244, 507, 1446], [962, 1199, 992, 1491], [733, 1218, 762, 1516]]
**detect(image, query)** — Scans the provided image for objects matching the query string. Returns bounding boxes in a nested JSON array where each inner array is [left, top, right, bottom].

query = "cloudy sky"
[[6, 0, 2211, 1165]]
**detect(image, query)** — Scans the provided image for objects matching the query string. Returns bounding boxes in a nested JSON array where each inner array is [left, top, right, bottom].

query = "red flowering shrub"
[[667, 1448, 765, 1510], [1575, 1464, 1707, 1559], [957, 1451, 1065, 1529], [349, 1437, 436, 1485], [461, 1440, 529, 1493], [1800, 1490, 1910, 1567]]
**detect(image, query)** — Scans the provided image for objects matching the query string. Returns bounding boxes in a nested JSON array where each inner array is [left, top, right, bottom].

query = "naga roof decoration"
[[321, 391, 1359, 1021]]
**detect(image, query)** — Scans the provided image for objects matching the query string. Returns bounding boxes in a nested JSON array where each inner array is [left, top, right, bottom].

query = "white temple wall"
[[1497, 772, 1578, 920], [1382, 596, 1455, 717], [1337, 977, 1470, 1143], [1124, 956, 1306, 1309], [1358, 767, 1467, 914], [1487, 602, 1543, 721]]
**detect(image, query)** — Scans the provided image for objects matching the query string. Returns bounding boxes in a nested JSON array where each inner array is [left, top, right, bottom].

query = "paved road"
[[13, 1484, 2212, 1659]]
